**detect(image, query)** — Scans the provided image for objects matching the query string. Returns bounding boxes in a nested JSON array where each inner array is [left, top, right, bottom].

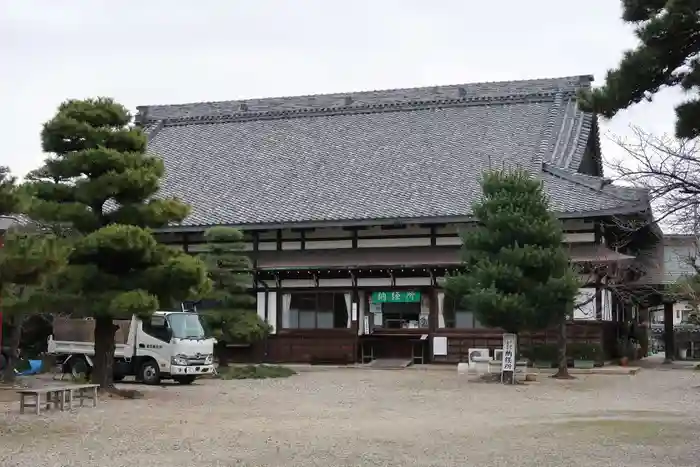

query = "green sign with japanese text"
[[371, 291, 421, 303]]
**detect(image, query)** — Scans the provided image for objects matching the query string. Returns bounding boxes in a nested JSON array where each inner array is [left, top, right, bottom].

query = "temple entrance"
[[360, 290, 430, 366]]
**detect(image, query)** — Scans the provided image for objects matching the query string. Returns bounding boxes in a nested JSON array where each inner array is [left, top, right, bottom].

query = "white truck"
[[47, 310, 216, 385]]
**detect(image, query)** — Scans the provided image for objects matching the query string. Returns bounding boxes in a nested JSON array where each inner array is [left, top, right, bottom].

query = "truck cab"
[[124, 311, 215, 384]]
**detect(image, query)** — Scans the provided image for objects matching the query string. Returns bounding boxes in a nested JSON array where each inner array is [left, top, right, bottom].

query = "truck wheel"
[[69, 357, 90, 381], [139, 360, 160, 385], [173, 375, 196, 385]]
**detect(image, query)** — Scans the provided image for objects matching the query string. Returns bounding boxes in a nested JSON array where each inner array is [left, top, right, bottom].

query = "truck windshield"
[[166, 313, 206, 339]]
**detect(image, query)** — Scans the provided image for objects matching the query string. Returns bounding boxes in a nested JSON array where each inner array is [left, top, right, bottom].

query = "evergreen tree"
[[0, 229, 69, 383], [445, 170, 580, 379], [0, 166, 24, 377], [199, 227, 269, 366], [579, 1, 700, 139], [0, 167, 22, 215], [26, 98, 209, 388]]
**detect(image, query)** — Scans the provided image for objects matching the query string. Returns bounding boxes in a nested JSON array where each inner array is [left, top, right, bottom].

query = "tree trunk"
[[92, 316, 116, 389], [1, 314, 22, 384], [552, 318, 574, 379], [216, 342, 229, 368]]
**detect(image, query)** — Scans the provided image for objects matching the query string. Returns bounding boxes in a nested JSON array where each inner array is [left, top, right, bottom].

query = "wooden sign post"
[[501, 333, 517, 385]]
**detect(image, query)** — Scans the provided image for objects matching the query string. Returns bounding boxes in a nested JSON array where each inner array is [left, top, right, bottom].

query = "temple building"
[[136, 75, 659, 364]]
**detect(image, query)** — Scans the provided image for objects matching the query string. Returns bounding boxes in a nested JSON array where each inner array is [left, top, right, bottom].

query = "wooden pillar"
[[263, 287, 270, 364], [594, 275, 603, 321], [663, 301, 675, 363], [638, 305, 649, 358], [351, 271, 359, 363], [594, 221, 603, 320], [182, 233, 189, 254]]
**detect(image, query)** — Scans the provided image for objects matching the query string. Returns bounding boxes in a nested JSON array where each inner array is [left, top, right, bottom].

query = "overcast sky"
[[1, 0, 686, 178]]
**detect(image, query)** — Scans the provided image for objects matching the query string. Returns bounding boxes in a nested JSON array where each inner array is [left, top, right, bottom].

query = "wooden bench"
[[17, 384, 99, 415]]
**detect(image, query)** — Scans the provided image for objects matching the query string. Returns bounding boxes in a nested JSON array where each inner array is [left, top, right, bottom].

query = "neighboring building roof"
[[565, 243, 636, 263], [0, 215, 19, 231], [138, 75, 649, 229], [0, 214, 35, 230]]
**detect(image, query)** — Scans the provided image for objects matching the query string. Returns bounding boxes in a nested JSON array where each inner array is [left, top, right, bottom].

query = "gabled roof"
[[139, 75, 648, 229]]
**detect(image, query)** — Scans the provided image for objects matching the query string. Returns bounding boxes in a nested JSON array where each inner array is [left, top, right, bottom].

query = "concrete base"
[[282, 363, 641, 375], [536, 366, 640, 376]]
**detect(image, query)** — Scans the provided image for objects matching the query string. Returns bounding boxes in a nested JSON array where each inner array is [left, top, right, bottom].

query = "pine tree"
[[199, 227, 269, 366], [445, 170, 580, 379], [0, 229, 69, 383], [0, 166, 24, 378], [25, 98, 210, 389], [578, 1, 700, 139], [0, 167, 21, 215]]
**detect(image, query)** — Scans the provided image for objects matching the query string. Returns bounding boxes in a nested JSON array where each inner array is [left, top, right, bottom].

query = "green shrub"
[[522, 344, 558, 363], [218, 365, 296, 380], [568, 343, 602, 361]]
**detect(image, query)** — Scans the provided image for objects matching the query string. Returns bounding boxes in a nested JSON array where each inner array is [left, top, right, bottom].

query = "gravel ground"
[[1, 367, 699, 467]]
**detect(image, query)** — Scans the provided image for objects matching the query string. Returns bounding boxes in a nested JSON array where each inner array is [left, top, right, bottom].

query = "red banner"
[[0, 235, 4, 349]]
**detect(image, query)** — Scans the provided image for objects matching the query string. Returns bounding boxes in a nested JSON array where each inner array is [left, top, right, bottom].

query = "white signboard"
[[374, 312, 383, 327], [432, 336, 448, 356], [501, 333, 517, 373], [573, 288, 596, 320], [351, 303, 358, 321], [363, 316, 370, 335]]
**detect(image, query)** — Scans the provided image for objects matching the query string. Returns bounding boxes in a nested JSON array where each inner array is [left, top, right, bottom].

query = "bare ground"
[[1, 368, 699, 467]]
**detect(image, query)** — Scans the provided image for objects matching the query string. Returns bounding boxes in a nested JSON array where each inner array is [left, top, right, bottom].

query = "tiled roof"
[[139, 75, 648, 228], [255, 244, 634, 269]]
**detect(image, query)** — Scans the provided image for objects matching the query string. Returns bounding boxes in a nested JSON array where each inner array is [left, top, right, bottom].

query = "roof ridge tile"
[[137, 75, 594, 123], [158, 93, 569, 127], [534, 92, 565, 171]]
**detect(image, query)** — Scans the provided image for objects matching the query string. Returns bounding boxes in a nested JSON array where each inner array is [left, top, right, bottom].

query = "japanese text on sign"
[[501, 333, 517, 372], [371, 291, 421, 303]]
